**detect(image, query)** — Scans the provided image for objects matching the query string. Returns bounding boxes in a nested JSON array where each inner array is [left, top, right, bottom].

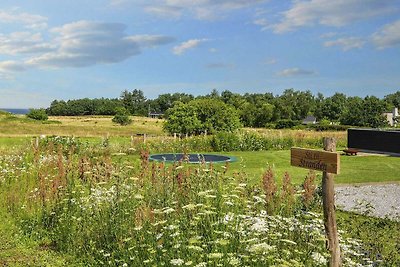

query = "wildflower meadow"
[[0, 136, 397, 266]]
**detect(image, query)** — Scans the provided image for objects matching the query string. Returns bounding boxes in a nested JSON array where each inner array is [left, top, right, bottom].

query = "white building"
[[383, 107, 399, 126]]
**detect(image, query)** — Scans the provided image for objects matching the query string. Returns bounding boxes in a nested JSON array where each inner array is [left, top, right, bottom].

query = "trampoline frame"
[[149, 153, 236, 164]]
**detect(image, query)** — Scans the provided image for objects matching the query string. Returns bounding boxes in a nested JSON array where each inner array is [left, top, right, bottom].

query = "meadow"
[[0, 114, 399, 266]]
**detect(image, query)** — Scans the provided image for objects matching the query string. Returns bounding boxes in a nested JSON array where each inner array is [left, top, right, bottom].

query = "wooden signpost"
[[291, 147, 340, 174], [291, 138, 341, 267]]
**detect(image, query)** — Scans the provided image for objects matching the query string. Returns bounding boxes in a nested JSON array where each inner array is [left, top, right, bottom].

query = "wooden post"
[[35, 136, 39, 149], [143, 133, 147, 144], [322, 137, 341, 266], [174, 133, 177, 140]]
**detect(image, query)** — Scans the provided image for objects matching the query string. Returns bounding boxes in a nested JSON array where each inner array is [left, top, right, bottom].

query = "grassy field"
[[0, 114, 164, 137]]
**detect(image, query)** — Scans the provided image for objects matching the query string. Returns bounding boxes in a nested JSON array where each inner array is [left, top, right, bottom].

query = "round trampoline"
[[149, 153, 236, 163]]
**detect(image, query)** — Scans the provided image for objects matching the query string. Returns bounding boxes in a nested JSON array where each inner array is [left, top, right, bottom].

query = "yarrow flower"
[[311, 252, 327, 265], [170, 258, 185, 266]]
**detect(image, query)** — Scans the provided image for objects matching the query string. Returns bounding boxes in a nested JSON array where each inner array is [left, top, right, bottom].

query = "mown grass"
[[115, 150, 400, 186]]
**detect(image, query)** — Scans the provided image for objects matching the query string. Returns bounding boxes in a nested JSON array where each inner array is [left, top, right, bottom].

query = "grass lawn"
[[223, 150, 400, 185], [114, 150, 400, 186]]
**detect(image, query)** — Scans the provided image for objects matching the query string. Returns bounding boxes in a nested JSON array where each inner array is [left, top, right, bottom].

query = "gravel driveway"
[[335, 183, 400, 221]]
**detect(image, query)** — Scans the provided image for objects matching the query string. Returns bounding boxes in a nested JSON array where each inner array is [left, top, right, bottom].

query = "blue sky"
[[0, 0, 399, 108]]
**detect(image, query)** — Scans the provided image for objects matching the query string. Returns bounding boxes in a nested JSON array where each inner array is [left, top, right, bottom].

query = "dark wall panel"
[[348, 128, 400, 153]]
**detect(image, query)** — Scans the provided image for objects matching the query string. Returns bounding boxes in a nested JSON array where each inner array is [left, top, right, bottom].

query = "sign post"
[[291, 137, 341, 267]]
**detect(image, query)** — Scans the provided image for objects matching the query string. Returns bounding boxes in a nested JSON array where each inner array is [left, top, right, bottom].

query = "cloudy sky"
[[0, 0, 399, 108]]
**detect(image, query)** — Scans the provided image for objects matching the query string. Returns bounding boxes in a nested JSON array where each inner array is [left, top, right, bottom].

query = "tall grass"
[[0, 137, 386, 266]]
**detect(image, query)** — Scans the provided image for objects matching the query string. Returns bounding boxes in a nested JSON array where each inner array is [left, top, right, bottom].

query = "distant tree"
[[384, 91, 400, 108], [164, 99, 241, 135], [47, 100, 68, 115], [163, 102, 202, 135], [316, 93, 347, 122], [254, 103, 275, 127], [190, 98, 242, 134], [340, 96, 387, 127], [207, 89, 220, 99], [151, 93, 193, 113], [112, 107, 132, 125], [27, 108, 48, 121], [121, 89, 147, 116]]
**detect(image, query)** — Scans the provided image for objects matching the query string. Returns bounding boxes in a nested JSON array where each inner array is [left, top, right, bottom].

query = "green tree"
[[384, 91, 400, 108], [112, 107, 132, 125], [120, 89, 147, 116], [164, 99, 241, 135], [316, 93, 347, 121], [190, 98, 242, 134], [340, 96, 387, 127], [163, 102, 202, 134], [26, 108, 48, 121], [254, 103, 275, 127]]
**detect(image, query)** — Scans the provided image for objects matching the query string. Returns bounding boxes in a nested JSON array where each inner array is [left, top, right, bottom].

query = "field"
[[0, 115, 399, 266], [0, 115, 164, 137]]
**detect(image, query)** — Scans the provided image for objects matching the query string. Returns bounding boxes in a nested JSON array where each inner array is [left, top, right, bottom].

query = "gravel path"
[[335, 184, 400, 221]]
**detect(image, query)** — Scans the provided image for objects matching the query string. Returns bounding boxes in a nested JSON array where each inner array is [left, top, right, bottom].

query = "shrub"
[[112, 107, 132, 125], [164, 99, 242, 135], [309, 124, 352, 131], [26, 108, 48, 121], [275, 119, 301, 129], [210, 132, 241, 151]]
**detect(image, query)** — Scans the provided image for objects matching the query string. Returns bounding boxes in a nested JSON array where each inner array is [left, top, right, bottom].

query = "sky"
[[0, 0, 400, 108]]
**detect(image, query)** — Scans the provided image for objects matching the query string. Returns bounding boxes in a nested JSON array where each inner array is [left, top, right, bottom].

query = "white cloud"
[[263, 58, 277, 64], [320, 32, 338, 39], [25, 21, 174, 68], [0, 9, 47, 29], [324, 37, 365, 51], [144, 5, 183, 18], [0, 61, 28, 72], [277, 67, 316, 77], [113, 0, 267, 20], [173, 38, 208, 55], [253, 18, 269, 31], [372, 20, 400, 49], [270, 0, 397, 33], [0, 32, 54, 55]]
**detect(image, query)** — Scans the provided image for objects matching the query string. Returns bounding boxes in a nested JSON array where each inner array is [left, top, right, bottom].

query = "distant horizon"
[[1, 87, 399, 111]]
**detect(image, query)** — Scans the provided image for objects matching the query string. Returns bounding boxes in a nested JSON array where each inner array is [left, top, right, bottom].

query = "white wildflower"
[[311, 252, 327, 265], [170, 258, 184, 266], [248, 242, 276, 254], [208, 252, 224, 259]]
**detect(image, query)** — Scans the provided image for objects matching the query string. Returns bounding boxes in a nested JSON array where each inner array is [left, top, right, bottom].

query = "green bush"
[[210, 132, 241, 151], [26, 108, 48, 121], [275, 119, 301, 129], [112, 107, 132, 125], [309, 124, 352, 131]]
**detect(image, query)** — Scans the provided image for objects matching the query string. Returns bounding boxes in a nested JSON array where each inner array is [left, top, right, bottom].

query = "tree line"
[[46, 89, 400, 129]]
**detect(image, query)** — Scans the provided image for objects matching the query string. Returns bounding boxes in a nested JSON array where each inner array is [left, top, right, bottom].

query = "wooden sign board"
[[291, 147, 340, 174]]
